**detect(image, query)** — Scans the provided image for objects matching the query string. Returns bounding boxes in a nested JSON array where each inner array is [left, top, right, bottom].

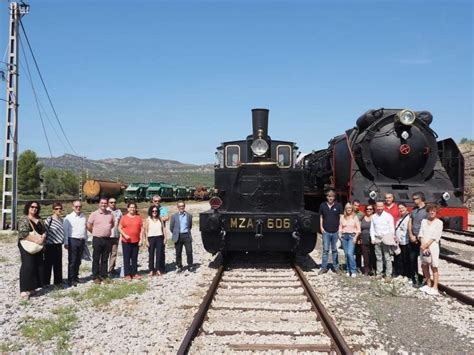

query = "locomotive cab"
[[200, 108, 319, 255]]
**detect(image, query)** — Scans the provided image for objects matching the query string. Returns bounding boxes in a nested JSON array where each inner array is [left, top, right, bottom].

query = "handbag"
[[20, 239, 43, 254], [19, 220, 44, 255]]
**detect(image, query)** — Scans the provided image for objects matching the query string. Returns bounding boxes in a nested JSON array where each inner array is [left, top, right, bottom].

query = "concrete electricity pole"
[[1, 2, 30, 230]]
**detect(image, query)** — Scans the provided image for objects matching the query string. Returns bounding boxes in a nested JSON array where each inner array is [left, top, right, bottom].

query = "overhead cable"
[[19, 18, 79, 156], [20, 37, 53, 157]]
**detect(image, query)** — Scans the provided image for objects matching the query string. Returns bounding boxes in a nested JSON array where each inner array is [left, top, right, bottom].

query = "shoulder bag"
[[20, 219, 44, 254]]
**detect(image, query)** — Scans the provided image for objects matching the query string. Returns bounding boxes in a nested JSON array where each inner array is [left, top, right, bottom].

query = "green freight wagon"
[[187, 186, 196, 200], [174, 185, 188, 200], [124, 183, 148, 202], [146, 182, 174, 201]]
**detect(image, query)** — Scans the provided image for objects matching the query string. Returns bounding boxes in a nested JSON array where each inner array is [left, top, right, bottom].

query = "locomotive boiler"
[[200, 108, 319, 254], [301, 108, 468, 229]]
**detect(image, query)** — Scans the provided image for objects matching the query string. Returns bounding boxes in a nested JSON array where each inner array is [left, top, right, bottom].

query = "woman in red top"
[[119, 202, 143, 280]]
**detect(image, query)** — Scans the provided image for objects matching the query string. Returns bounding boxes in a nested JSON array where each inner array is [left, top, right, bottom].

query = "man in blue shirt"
[[170, 201, 193, 272], [318, 190, 343, 274]]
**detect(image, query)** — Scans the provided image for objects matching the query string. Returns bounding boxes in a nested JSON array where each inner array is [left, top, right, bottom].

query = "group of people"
[[17, 196, 194, 299], [318, 190, 443, 296]]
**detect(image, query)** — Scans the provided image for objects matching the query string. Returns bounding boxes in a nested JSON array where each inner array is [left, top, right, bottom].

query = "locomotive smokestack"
[[252, 108, 269, 139]]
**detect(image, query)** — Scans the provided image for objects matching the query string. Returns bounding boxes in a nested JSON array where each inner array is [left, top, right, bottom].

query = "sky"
[[0, 0, 472, 165]]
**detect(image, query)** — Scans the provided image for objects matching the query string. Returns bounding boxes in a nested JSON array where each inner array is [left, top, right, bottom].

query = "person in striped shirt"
[[44, 202, 65, 286]]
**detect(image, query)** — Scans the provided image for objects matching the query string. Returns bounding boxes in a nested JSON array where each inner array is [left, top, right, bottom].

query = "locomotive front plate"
[[228, 216, 292, 232]]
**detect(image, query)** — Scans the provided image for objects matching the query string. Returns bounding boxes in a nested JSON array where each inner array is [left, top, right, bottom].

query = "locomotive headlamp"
[[442, 192, 451, 201], [369, 190, 378, 200], [397, 109, 416, 126], [251, 138, 269, 156]]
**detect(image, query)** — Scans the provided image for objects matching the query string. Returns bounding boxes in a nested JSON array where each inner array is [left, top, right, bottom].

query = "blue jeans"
[[321, 231, 339, 270], [341, 233, 357, 274]]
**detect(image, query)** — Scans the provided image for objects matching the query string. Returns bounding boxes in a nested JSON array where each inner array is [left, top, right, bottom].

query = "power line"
[[19, 36, 53, 157], [18, 17, 79, 156]]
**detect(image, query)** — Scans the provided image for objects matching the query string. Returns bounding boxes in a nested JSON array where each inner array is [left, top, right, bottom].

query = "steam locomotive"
[[300, 108, 468, 230], [199, 109, 319, 254]]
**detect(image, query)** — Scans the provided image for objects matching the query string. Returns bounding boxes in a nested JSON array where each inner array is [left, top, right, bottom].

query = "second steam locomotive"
[[301, 108, 468, 229], [200, 109, 319, 255]]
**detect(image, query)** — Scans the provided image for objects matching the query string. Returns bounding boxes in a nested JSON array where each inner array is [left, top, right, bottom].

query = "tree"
[[18, 150, 42, 196], [459, 137, 474, 144], [43, 168, 65, 197], [43, 169, 79, 197], [62, 170, 79, 196]]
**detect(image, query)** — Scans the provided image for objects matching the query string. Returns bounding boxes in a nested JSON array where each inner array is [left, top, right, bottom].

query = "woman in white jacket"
[[419, 204, 443, 296]]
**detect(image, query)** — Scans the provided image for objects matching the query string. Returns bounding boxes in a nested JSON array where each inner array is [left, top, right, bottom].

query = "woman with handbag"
[[394, 203, 410, 277], [419, 204, 443, 296], [17, 201, 46, 299]]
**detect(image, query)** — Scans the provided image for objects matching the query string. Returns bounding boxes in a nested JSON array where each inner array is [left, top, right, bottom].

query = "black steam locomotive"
[[200, 109, 319, 254], [301, 108, 468, 229]]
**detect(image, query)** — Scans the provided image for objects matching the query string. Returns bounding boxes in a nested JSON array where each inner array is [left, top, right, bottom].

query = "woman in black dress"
[[17, 201, 46, 299]]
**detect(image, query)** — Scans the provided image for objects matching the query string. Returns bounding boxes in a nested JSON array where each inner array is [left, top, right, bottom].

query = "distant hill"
[[37, 154, 214, 187]]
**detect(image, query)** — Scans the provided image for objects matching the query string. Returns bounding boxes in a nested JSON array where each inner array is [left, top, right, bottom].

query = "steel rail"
[[440, 254, 474, 269], [444, 229, 474, 238], [437, 283, 474, 307], [293, 264, 352, 355], [177, 264, 225, 355], [418, 273, 474, 307], [442, 236, 474, 246]]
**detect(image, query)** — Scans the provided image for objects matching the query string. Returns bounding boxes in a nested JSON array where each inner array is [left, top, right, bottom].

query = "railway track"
[[433, 255, 474, 306], [442, 229, 474, 246], [178, 256, 352, 354]]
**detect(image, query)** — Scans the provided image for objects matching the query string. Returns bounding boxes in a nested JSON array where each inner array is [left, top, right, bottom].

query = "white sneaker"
[[346, 272, 350, 276], [426, 288, 439, 296], [351, 274, 357, 278], [420, 285, 430, 293]]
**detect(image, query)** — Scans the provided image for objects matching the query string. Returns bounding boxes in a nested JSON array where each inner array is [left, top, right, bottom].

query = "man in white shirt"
[[370, 201, 395, 277], [63, 200, 88, 286]]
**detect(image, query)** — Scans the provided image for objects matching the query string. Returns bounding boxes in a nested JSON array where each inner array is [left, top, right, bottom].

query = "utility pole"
[[79, 156, 85, 201], [1, 2, 29, 230]]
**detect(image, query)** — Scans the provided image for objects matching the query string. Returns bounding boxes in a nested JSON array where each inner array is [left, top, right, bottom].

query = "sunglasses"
[[54, 207, 62, 210], [109, 201, 116, 204], [30, 206, 39, 209], [73, 206, 82, 208], [152, 210, 159, 213]]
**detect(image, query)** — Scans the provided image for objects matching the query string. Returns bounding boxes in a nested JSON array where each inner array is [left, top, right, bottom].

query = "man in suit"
[[170, 201, 194, 272]]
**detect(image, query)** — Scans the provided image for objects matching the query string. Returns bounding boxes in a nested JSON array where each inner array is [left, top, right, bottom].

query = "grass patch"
[[82, 280, 147, 307], [19, 299, 29, 306], [20, 306, 77, 351]]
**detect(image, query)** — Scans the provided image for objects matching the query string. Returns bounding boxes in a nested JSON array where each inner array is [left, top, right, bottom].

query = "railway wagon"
[[173, 185, 189, 200], [200, 108, 319, 254], [83, 180, 125, 203], [124, 183, 148, 202], [187, 186, 196, 200], [194, 185, 211, 200], [300, 108, 468, 230], [145, 182, 174, 201]]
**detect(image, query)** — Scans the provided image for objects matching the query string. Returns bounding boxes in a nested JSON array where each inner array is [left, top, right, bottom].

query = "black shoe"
[[177, 266, 184, 273], [188, 265, 196, 272], [318, 269, 328, 275]]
